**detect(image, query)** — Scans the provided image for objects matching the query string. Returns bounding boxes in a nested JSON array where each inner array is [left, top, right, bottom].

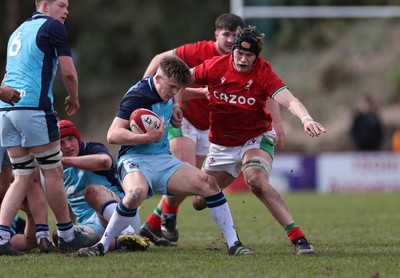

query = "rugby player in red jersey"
[[191, 25, 326, 255], [141, 14, 287, 246]]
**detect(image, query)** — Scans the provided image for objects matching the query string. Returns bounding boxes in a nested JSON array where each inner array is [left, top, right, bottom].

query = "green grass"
[[1, 192, 400, 278]]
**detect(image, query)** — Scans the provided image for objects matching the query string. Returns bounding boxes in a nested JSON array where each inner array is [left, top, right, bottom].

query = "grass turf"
[[1, 192, 399, 278]]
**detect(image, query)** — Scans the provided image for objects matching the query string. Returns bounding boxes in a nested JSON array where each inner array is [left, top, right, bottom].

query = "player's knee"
[[35, 145, 62, 170], [246, 176, 265, 196], [245, 170, 266, 185], [83, 185, 99, 203], [9, 154, 36, 175], [242, 157, 271, 196], [198, 173, 220, 195], [123, 187, 145, 208]]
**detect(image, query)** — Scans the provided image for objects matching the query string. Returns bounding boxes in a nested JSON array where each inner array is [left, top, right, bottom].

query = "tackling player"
[[190, 26, 326, 255]]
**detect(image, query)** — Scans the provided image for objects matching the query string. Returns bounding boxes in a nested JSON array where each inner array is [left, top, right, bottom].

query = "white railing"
[[230, 0, 400, 18]]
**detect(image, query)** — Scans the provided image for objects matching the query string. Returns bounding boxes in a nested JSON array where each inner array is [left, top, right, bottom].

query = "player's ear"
[[154, 74, 162, 84], [42, 1, 49, 13]]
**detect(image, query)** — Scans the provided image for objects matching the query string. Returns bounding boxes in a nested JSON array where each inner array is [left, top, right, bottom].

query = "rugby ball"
[[129, 108, 161, 134]]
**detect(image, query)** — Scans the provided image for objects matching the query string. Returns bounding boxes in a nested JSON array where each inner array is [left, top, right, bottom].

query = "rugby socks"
[[35, 224, 51, 244], [163, 201, 179, 215], [100, 201, 137, 252], [101, 200, 118, 222], [101, 200, 136, 234], [0, 226, 12, 245], [205, 191, 238, 248], [56, 222, 75, 242], [146, 207, 162, 230], [285, 222, 305, 243]]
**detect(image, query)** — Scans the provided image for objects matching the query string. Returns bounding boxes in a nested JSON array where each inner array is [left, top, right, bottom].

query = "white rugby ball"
[[129, 108, 161, 134]]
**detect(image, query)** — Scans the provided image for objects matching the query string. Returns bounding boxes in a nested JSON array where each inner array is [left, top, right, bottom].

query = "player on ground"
[[141, 13, 286, 246], [190, 26, 326, 255], [58, 120, 149, 252], [77, 56, 254, 257]]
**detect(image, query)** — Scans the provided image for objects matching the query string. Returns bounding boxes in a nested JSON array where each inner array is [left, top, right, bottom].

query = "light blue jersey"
[[63, 142, 124, 225], [1, 12, 72, 111]]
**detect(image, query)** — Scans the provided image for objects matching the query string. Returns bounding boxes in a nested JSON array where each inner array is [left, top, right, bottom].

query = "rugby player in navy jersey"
[[77, 56, 254, 257]]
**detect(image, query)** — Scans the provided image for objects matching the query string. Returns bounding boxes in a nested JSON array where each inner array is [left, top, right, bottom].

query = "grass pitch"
[[1, 192, 399, 278]]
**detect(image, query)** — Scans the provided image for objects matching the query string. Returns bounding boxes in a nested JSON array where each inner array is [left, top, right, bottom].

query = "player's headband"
[[233, 36, 261, 57]]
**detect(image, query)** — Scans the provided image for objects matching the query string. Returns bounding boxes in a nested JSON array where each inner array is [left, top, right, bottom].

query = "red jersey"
[[175, 41, 219, 130], [193, 55, 286, 147]]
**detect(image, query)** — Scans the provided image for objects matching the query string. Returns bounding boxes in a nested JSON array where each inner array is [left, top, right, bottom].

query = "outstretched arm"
[[143, 50, 175, 78], [62, 154, 112, 171], [274, 88, 326, 137]]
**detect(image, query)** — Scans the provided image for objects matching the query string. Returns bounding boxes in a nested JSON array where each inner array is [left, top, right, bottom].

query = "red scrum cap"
[[59, 120, 81, 143]]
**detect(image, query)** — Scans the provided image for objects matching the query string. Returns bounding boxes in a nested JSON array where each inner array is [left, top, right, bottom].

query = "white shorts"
[[168, 117, 210, 156], [0, 110, 59, 148], [203, 129, 276, 178]]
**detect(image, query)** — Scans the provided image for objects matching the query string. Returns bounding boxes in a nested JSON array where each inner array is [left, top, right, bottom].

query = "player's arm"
[[266, 98, 285, 149], [171, 89, 184, 128], [58, 56, 79, 116], [273, 88, 326, 137], [143, 49, 175, 78], [107, 117, 164, 145], [62, 154, 112, 172], [180, 67, 209, 101], [181, 87, 209, 101]]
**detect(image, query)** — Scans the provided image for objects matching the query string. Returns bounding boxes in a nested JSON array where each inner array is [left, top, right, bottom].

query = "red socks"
[[146, 207, 162, 229], [163, 201, 179, 215], [285, 223, 305, 243]]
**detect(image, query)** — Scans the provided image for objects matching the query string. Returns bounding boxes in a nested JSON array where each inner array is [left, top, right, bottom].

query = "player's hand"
[[171, 104, 183, 128], [0, 86, 21, 106], [65, 96, 79, 116], [146, 121, 165, 142], [303, 120, 326, 137], [203, 86, 210, 100]]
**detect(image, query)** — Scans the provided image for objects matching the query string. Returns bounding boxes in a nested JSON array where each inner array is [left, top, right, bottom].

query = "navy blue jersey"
[[1, 12, 72, 111], [116, 77, 173, 160], [63, 142, 123, 224]]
